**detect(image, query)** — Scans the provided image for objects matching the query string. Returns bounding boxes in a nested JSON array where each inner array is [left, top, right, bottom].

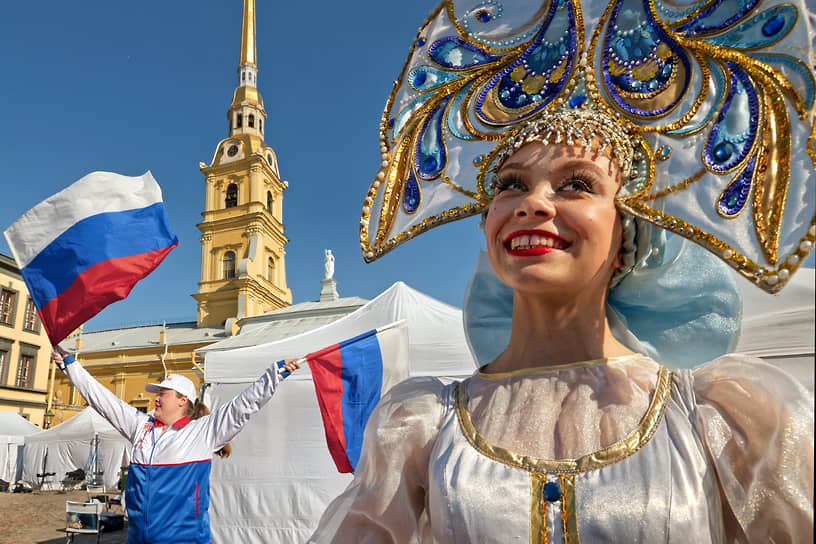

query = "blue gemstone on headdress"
[[473, 155, 483, 165], [500, 90, 510, 99], [477, 10, 492, 23], [417, 37, 426, 47], [403, 170, 420, 213], [762, 15, 784, 37], [713, 142, 735, 163], [388, 118, 395, 128], [516, 94, 528, 105], [543, 481, 561, 502], [569, 95, 586, 108], [421, 157, 438, 172], [414, 72, 427, 87], [713, 144, 732, 162], [718, 157, 755, 216]]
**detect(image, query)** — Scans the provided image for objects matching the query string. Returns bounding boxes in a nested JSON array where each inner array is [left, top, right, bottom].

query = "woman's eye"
[[494, 176, 527, 193], [559, 177, 594, 193]]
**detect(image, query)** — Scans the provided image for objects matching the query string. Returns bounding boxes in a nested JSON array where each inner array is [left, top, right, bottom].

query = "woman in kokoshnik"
[[51, 345, 299, 544], [309, 0, 815, 542]]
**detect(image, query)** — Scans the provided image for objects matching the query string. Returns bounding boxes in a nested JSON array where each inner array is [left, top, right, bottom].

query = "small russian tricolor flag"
[[3, 171, 178, 345], [306, 321, 408, 473]]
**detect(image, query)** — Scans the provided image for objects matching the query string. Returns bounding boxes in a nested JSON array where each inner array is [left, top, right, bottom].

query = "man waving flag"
[[3, 171, 178, 345]]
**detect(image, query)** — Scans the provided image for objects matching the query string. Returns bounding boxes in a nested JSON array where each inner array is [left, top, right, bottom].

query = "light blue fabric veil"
[[463, 222, 742, 369]]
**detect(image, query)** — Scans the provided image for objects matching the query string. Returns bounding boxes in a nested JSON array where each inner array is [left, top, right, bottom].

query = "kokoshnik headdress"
[[359, 0, 816, 293]]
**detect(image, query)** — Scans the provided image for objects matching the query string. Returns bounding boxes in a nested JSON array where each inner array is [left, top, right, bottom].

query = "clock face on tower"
[[227, 144, 239, 157]]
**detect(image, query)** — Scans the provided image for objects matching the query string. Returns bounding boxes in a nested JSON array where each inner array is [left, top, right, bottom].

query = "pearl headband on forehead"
[[491, 105, 636, 183], [359, 0, 816, 294]]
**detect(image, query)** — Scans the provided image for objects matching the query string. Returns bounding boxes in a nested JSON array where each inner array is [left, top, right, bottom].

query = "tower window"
[[267, 257, 275, 282], [248, 114, 255, 128], [267, 191, 274, 213], [259, 119, 262, 132], [236, 113, 243, 128], [223, 251, 236, 279], [242, 72, 246, 81], [226, 183, 238, 208]]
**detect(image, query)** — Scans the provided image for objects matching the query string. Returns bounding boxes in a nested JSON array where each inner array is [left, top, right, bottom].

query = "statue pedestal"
[[320, 278, 339, 302]]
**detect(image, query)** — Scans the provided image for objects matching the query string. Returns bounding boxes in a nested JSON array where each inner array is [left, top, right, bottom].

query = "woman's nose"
[[515, 187, 556, 218]]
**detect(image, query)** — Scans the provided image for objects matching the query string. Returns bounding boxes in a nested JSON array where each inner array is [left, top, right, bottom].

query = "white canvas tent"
[[22, 407, 130, 490], [735, 267, 815, 391], [0, 411, 41, 485], [202, 282, 477, 543]]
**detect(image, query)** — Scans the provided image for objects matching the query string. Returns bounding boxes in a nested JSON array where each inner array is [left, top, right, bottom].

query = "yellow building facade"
[[0, 253, 52, 427], [46, 0, 291, 425]]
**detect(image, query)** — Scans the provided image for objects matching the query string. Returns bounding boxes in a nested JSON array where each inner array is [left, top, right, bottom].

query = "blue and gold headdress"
[[359, 0, 816, 293]]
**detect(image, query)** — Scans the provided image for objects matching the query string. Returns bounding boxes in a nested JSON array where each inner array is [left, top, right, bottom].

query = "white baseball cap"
[[145, 374, 198, 402]]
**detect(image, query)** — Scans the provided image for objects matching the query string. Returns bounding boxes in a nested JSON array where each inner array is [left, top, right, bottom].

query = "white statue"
[[324, 249, 335, 280]]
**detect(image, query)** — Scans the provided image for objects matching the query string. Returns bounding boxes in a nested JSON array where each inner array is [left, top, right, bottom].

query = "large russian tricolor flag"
[[307, 320, 408, 473], [3, 171, 178, 345]]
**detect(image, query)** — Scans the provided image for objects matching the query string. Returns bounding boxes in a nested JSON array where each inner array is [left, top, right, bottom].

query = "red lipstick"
[[503, 230, 570, 256]]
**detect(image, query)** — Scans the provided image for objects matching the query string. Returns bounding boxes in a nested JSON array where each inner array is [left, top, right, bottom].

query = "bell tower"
[[194, 0, 292, 328]]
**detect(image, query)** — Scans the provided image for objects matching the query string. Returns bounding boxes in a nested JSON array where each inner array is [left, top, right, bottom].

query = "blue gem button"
[[544, 481, 561, 502], [414, 72, 427, 87], [416, 37, 427, 47], [477, 10, 492, 23], [569, 94, 587, 108], [712, 141, 735, 163], [762, 15, 784, 37]]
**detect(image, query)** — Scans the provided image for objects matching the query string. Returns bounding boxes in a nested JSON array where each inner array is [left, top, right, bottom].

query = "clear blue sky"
[[1, 1, 811, 332]]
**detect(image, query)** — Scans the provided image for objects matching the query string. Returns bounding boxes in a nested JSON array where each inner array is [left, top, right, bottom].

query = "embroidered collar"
[[478, 354, 642, 380]]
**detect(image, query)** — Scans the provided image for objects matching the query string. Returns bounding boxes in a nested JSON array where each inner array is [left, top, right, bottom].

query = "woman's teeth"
[[509, 234, 567, 250]]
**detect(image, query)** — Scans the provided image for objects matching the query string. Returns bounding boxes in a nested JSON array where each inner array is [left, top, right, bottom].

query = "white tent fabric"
[[22, 407, 130, 490], [735, 268, 815, 391], [0, 411, 41, 484], [203, 282, 477, 543]]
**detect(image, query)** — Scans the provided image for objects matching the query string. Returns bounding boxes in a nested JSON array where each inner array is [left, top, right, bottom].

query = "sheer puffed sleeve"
[[693, 354, 813, 543], [309, 376, 450, 544]]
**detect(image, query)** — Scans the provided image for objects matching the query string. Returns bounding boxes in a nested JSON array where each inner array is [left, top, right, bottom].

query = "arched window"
[[223, 251, 236, 279], [242, 72, 246, 81], [236, 113, 242, 128], [225, 183, 238, 208], [266, 191, 274, 213], [259, 119, 263, 132], [248, 114, 255, 128], [267, 257, 275, 282]]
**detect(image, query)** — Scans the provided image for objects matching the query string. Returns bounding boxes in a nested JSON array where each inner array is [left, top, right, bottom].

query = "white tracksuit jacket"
[[62, 355, 281, 544]]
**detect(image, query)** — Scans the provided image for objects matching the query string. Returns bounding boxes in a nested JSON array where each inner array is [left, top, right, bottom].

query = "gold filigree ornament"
[[360, 0, 816, 293]]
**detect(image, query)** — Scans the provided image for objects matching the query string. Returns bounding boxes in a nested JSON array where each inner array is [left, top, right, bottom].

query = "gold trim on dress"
[[456, 366, 673, 473], [478, 354, 642, 380], [560, 473, 579, 544], [530, 473, 548, 544]]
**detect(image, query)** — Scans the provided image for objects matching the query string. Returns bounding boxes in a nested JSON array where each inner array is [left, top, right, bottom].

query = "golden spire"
[[240, 0, 256, 67]]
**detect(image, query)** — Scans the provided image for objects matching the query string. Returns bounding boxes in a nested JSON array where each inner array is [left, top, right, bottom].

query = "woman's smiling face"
[[484, 142, 624, 299]]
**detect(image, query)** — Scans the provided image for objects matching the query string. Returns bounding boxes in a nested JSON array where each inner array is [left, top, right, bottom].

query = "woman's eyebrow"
[[498, 162, 527, 173]]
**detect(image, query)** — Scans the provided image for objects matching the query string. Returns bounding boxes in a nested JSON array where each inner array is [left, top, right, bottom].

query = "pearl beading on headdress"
[[495, 107, 636, 181]]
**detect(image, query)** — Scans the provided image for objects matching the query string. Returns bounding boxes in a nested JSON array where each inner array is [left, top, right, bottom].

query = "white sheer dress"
[[309, 354, 813, 543]]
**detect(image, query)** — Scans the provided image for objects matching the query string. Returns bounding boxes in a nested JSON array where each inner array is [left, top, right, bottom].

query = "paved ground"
[[0, 490, 127, 544]]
